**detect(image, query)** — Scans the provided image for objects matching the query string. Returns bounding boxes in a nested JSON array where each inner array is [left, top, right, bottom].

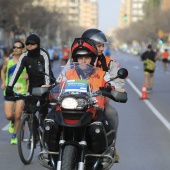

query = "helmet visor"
[[90, 32, 108, 44]]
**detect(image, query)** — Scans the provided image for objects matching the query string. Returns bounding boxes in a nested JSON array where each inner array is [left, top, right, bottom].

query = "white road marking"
[[2, 123, 9, 131], [127, 78, 170, 131]]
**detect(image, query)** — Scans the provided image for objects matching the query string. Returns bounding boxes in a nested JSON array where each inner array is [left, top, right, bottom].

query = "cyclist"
[[81, 28, 125, 162], [5, 33, 55, 131], [1, 40, 28, 144]]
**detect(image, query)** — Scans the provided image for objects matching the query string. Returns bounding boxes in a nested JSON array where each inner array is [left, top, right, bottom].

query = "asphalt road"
[[0, 54, 170, 170]]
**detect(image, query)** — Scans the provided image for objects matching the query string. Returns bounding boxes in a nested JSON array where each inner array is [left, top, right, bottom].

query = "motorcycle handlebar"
[[99, 87, 127, 103]]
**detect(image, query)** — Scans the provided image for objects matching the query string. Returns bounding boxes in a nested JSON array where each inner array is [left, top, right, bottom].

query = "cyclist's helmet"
[[82, 29, 108, 44], [71, 38, 98, 66]]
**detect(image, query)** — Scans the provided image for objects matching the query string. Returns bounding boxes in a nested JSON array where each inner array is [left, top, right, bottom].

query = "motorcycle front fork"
[[57, 127, 87, 170]]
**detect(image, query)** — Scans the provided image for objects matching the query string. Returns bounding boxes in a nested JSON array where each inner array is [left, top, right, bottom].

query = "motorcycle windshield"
[[50, 63, 105, 109]]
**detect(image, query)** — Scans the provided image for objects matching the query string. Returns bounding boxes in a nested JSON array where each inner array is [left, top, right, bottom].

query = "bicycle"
[[16, 87, 50, 165]]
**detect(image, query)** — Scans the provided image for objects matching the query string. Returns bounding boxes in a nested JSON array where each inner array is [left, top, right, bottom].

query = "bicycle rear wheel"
[[17, 114, 35, 164]]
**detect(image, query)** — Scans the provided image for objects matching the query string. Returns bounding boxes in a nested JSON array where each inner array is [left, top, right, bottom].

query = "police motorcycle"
[[37, 63, 128, 170]]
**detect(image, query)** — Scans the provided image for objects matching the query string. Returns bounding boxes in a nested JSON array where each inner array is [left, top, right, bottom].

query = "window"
[[132, 2, 143, 8], [132, 17, 138, 22], [138, 10, 144, 15], [132, 10, 138, 15]]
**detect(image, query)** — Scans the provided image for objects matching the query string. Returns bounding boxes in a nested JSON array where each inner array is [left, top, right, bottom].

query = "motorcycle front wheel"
[[17, 114, 35, 164], [61, 145, 78, 170]]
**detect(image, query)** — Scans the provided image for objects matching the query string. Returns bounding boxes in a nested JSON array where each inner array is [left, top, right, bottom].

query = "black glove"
[[6, 86, 14, 96]]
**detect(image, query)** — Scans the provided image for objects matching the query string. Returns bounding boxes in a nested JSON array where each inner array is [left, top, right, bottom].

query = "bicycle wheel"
[[17, 114, 35, 164]]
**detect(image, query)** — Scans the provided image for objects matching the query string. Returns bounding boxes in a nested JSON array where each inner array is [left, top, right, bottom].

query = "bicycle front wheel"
[[17, 114, 35, 164]]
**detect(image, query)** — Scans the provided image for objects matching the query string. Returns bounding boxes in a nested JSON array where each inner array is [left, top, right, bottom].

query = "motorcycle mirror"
[[117, 68, 128, 79], [37, 64, 45, 73]]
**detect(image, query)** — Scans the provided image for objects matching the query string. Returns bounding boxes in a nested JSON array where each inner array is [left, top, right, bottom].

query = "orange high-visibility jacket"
[[65, 68, 107, 109]]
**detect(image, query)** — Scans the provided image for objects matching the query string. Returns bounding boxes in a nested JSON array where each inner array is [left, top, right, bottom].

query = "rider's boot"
[[114, 148, 120, 163], [111, 146, 119, 163]]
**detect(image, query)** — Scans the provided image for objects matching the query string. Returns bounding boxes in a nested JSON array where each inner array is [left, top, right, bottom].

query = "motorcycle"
[[38, 63, 128, 170]]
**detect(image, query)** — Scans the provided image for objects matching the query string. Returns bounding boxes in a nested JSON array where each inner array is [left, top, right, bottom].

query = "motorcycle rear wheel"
[[61, 145, 78, 170]]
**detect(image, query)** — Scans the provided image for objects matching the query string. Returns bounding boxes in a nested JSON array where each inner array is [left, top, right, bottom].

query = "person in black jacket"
[[6, 33, 55, 120]]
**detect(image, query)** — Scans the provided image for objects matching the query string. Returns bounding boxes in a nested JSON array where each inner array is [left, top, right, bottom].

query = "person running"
[[48, 46, 56, 67], [141, 44, 157, 93], [61, 45, 70, 66], [1, 40, 28, 144], [104, 46, 111, 57], [161, 49, 169, 71]]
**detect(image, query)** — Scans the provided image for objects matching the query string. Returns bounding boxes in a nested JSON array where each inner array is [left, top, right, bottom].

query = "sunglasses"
[[13, 46, 22, 49], [26, 43, 37, 46]]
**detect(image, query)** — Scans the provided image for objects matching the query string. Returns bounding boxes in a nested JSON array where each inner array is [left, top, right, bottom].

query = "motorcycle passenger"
[[5, 33, 55, 132], [82, 28, 125, 162]]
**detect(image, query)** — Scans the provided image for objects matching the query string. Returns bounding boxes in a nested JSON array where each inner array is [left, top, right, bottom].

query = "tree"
[[0, 0, 75, 46]]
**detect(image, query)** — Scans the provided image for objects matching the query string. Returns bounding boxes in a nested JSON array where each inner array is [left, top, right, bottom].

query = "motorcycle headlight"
[[61, 97, 87, 110], [61, 97, 78, 109], [77, 98, 87, 107]]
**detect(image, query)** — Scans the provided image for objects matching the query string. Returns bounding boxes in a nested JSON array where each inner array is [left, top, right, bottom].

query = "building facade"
[[119, 0, 146, 28], [32, 0, 98, 28], [79, 0, 98, 29]]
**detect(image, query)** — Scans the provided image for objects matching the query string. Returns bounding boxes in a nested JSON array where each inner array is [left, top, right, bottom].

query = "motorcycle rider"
[[82, 28, 125, 162], [45, 38, 119, 163], [66, 38, 111, 109]]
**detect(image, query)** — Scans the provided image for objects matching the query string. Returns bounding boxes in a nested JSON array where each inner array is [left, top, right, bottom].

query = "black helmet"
[[71, 38, 98, 65], [82, 29, 108, 44]]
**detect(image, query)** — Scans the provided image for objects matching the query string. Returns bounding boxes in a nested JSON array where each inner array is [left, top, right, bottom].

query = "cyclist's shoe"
[[10, 136, 18, 145], [8, 121, 14, 134]]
